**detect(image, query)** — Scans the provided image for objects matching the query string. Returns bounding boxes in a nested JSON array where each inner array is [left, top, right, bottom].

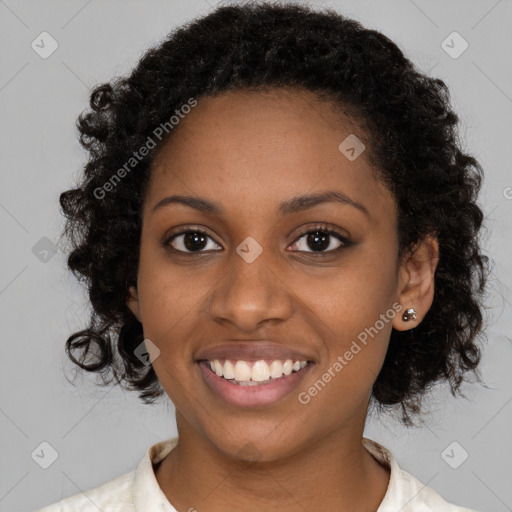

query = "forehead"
[[145, 88, 393, 219]]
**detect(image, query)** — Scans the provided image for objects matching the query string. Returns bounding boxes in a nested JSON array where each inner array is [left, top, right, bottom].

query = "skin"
[[127, 87, 439, 512]]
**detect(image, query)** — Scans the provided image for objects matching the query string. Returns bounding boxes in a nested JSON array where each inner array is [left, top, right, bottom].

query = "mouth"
[[196, 358, 315, 408], [200, 358, 310, 385]]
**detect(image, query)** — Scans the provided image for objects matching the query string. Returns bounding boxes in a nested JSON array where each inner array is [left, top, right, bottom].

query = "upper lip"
[[196, 341, 315, 362]]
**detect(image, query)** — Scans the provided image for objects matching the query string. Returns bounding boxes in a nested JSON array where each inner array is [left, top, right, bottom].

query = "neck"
[[154, 420, 390, 512]]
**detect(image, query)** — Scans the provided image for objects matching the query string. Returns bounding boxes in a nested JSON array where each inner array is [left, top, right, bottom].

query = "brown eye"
[[165, 229, 222, 253], [290, 225, 352, 254]]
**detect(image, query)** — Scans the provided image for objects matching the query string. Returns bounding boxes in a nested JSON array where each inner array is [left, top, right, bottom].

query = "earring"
[[402, 308, 417, 322]]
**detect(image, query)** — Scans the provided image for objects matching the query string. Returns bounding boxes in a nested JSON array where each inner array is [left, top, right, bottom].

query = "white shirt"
[[37, 437, 478, 511]]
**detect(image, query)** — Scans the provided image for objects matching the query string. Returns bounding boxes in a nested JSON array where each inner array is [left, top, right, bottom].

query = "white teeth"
[[251, 360, 270, 382], [282, 360, 293, 375], [269, 360, 283, 378], [214, 359, 223, 377], [206, 358, 309, 384], [234, 360, 252, 382], [223, 360, 235, 380]]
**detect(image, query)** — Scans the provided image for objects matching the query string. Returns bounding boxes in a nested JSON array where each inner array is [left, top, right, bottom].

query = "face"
[[127, 88, 427, 462]]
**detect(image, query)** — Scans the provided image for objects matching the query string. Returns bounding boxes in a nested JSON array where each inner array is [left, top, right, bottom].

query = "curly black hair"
[[59, 1, 490, 425]]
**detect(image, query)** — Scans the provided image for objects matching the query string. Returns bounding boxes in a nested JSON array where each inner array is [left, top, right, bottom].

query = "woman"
[[38, 2, 488, 510]]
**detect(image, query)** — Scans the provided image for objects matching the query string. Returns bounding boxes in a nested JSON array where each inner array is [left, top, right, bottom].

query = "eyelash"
[[163, 223, 353, 256]]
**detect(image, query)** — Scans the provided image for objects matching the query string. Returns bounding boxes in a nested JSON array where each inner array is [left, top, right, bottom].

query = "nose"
[[207, 248, 294, 332]]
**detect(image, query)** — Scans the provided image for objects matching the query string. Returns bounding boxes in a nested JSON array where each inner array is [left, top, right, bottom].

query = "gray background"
[[0, 0, 511, 511]]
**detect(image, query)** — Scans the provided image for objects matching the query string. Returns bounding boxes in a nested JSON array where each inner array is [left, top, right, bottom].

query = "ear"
[[126, 285, 142, 322], [392, 235, 439, 331]]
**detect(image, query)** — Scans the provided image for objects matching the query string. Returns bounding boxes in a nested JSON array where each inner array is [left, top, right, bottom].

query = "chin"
[[201, 422, 309, 464]]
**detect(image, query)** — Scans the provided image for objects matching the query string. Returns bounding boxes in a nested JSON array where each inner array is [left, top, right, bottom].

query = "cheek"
[[135, 252, 220, 381], [297, 246, 397, 386], [299, 253, 398, 334], [294, 300, 394, 429], [136, 244, 203, 334]]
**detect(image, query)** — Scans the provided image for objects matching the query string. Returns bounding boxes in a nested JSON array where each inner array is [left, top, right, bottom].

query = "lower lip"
[[197, 361, 314, 408]]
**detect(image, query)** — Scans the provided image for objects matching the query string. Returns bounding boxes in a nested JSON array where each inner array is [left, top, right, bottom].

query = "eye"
[[164, 228, 222, 253], [289, 224, 352, 254], [163, 224, 352, 255]]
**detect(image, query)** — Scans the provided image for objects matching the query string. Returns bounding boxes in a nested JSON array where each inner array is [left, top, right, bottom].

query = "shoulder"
[[363, 438, 479, 512], [388, 465, 478, 512], [36, 437, 180, 512], [36, 470, 136, 512]]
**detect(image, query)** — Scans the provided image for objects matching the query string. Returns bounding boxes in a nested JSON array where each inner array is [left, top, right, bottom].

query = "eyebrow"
[[151, 190, 370, 217]]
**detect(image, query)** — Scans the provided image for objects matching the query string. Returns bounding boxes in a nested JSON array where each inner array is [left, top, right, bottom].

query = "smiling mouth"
[[197, 358, 313, 386]]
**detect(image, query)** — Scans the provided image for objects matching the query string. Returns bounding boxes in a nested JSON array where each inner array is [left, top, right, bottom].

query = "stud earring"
[[402, 308, 417, 322]]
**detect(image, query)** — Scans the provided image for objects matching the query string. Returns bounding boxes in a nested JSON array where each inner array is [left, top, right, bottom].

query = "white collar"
[[131, 436, 475, 511]]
